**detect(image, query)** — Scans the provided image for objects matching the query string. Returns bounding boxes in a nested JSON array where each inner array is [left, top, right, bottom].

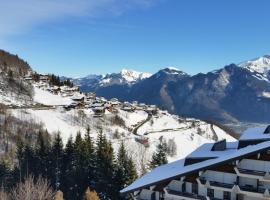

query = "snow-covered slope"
[[12, 104, 236, 173], [33, 87, 73, 106], [238, 55, 270, 81]]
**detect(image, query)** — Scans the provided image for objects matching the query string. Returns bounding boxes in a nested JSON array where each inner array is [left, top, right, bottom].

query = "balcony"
[[239, 185, 265, 194], [238, 168, 266, 177], [198, 178, 234, 191], [165, 189, 207, 200], [234, 167, 270, 182], [210, 181, 234, 189]]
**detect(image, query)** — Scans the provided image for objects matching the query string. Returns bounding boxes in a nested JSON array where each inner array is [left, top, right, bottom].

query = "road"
[[132, 113, 152, 136]]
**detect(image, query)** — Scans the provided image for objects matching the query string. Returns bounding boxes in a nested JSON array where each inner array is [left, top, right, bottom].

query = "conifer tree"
[[83, 126, 95, 187], [149, 140, 168, 169], [73, 131, 86, 199], [16, 137, 25, 182], [115, 142, 137, 199], [35, 131, 50, 179], [49, 132, 64, 190], [23, 144, 36, 178], [61, 136, 76, 200], [95, 131, 116, 199]]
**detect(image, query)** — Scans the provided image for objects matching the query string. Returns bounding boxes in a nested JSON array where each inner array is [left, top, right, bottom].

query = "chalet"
[[122, 106, 135, 112], [71, 95, 85, 102], [121, 125, 270, 200], [110, 98, 119, 102], [132, 101, 139, 106], [39, 74, 50, 82], [91, 102, 105, 108], [64, 102, 78, 110], [100, 97, 107, 102], [24, 75, 33, 81], [110, 98, 120, 105], [146, 105, 158, 115], [86, 92, 96, 100], [135, 136, 149, 147], [92, 106, 105, 116], [52, 86, 60, 94], [136, 103, 146, 110]]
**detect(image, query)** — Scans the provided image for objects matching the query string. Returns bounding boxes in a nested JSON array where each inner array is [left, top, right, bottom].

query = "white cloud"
[[0, 0, 155, 37]]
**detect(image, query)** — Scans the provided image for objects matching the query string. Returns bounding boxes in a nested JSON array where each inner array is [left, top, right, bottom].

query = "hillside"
[[0, 50, 236, 174], [0, 50, 33, 106], [0, 49, 31, 77], [10, 84, 235, 173]]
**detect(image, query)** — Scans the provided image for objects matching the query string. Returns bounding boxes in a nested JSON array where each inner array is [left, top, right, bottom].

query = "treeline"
[[32, 73, 74, 87], [48, 74, 74, 87], [0, 127, 137, 200]]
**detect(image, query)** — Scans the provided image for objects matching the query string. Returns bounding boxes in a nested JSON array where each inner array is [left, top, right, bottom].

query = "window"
[[223, 191, 231, 200], [207, 189, 214, 198], [192, 183, 198, 194]]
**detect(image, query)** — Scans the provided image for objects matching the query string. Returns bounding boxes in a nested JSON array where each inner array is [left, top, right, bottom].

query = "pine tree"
[[73, 131, 86, 199], [83, 126, 95, 187], [23, 144, 36, 178], [95, 131, 116, 199], [35, 131, 50, 179], [61, 136, 76, 200], [115, 142, 137, 199], [49, 132, 64, 190], [16, 137, 25, 182], [149, 140, 168, 169]]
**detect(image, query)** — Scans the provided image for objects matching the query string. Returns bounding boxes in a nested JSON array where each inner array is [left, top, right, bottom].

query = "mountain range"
[[72, 56, 270, 124]]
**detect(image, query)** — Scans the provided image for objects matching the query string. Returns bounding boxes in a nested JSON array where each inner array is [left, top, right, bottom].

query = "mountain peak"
[[119, 68, 152, 82], [238, 55, 270, 75], [159, 67, 188, 76]]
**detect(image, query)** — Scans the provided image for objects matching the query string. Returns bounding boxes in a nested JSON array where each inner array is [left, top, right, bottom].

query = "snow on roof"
[[186, 141, 239, 159], [240, 125, 270, 140], [71, 95, 84, 100], [121, 140, 270, 194], [92, 107, 105, 111]]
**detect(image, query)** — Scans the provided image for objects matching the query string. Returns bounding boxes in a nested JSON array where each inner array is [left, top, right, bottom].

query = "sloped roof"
[[121, 125, 270, 194]]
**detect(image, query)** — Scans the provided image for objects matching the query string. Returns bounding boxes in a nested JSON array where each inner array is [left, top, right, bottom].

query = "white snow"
[[120, 69, 151, 82], [260, 91, 270, 98], [33, 87, 73, 106], [239, 55, 270, 81], [240, 125, 269, 140], [7, 82, 237, 176]]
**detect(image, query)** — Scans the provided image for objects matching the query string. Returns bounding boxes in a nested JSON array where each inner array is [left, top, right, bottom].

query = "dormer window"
[[211, 139, 226, 151], [264, 125, 270, 134]]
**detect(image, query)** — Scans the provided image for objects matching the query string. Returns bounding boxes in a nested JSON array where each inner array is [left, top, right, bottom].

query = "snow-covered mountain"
[[239, 55, 270, 78], [75, 56, 270, 124], [99, 69, 151, 87]]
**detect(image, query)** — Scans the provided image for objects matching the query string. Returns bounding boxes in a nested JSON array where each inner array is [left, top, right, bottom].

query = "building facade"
[[121, 126, 270, 200]]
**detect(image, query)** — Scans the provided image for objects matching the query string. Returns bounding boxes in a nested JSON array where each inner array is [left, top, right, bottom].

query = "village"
[[24, 73, 158, 117]]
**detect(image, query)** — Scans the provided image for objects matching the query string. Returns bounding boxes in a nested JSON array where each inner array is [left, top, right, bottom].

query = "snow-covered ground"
[[8, 81, 237, 174], [33, 87, 73, 106], [12, 105, 236, 174]]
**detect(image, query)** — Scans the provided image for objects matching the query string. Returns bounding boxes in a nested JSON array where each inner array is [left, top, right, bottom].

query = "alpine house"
[[121, 125, 270, 200]]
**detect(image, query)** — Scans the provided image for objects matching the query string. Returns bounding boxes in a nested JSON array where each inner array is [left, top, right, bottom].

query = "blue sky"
[[1, 0, 270, 77]]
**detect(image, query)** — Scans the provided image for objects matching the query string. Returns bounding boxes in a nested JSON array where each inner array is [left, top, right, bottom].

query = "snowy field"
[[9, 85, 237, 174]]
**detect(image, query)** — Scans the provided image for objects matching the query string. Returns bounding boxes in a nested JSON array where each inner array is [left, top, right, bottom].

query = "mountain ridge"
[[74, 55, 270, 123]]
